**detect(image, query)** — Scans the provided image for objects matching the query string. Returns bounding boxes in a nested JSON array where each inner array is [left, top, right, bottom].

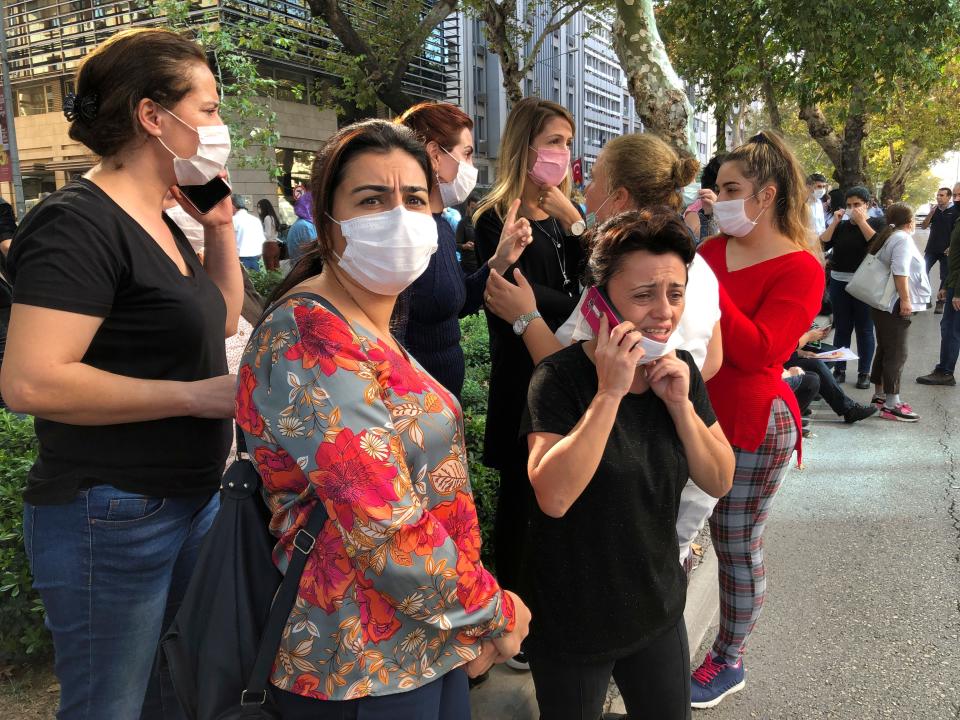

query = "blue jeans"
[[937, 289, 960, 374], [828, 276, 875, 375], [240, 255, 261, 272], [275, 668, 470, 719], [24, 486, 219, 720], [925, 251, 948, 292]]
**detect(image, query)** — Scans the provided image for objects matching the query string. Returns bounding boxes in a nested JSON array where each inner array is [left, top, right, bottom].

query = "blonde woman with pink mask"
[[472, 100, 584, 669]]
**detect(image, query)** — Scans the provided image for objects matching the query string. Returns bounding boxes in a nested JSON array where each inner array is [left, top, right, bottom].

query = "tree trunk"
[[798, 103, 868, 188], [479, 1, 526, 103], [731, 103, 745, 147], [714, 103, 728, 152], [611, 0, 694, 157], [880, 140, 924, 205]]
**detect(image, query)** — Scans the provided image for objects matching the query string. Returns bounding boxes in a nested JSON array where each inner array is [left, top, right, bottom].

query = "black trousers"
[[784, 372, 820, 414], [527, 619, 691, 720], [493, 452, 534, 592], [788, 353, 855, 416]]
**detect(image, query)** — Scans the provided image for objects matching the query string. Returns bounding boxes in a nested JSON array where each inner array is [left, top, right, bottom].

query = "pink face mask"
[[529, 145, 570, 186]]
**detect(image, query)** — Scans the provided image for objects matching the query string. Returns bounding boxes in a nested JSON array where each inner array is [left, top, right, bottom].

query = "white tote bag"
[[845, 252, 897, 311]]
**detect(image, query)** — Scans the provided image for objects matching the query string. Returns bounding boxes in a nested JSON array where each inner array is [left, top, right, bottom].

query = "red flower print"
[[285, 304, 366, 376], [373, 342, 427, 397], [309, 428, 399, 531], [236, 365, 265, 437], [396, 513, 447, 557], [424, 376, 458, 417], [299, 521, 355, 613], [355, 573, 402, 644], [432, 492, 482, 563], [254, 447, 305, 493], [291, 673, 328, 700], [454, 551, 499, 614]]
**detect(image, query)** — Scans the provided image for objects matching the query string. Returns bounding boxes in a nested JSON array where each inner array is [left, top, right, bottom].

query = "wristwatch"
[[513, 310, 542, 336], [569, 218, 586, 236]]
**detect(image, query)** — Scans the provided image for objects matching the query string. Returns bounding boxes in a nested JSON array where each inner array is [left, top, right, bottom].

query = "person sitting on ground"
[[917, 183, 960, 387], [818, 185, 886, 388], [237, 119, 531, 717], [782, 367, 818, 438], [232, 194, 266, 271], [522, 208, 734, 720], [866, 203, 930, 421], [684, 153, 726, 243], [788, 326, 878, 424]]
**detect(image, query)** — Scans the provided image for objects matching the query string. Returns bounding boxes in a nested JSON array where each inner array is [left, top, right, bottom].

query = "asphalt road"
[[694, 230, 960, 718]]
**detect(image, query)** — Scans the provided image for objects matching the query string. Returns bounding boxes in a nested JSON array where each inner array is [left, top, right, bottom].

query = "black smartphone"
[[178, 176, 232, 215]]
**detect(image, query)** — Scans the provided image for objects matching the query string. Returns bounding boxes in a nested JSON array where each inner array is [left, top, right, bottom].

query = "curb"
[[471, 546, 721, 719]]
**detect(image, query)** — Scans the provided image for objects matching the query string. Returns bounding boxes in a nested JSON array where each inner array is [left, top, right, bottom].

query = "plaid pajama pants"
[[709, 397, 798, 665]]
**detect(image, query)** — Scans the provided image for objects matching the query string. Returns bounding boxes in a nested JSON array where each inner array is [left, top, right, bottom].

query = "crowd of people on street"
[[0, 27, 956, 720]]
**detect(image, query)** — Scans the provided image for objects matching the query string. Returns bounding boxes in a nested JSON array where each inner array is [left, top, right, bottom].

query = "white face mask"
[[636, 329, 685, 365], [329, 206, 438, 296], [714, 191, 769, 237], [437, 147, 478, 208], [156, 105, 231, 186], [813, 188, 826, 200]]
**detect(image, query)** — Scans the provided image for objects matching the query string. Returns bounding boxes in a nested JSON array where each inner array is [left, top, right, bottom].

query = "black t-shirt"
[[927, 205, 959, 256], [7, 179, 231, 504], [826, 216, 888, 273], [520, 345, 717, 662], [475, 209, 583, 469]]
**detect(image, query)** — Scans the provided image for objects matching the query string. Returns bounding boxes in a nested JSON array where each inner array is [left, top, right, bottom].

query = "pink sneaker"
[[880, 403, 920, 422]]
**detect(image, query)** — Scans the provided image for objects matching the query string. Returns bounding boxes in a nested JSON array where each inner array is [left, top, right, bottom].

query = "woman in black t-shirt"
[[472, 98, 585, 618], [523, 210, 733, 720], [1, 30, 241, 719]]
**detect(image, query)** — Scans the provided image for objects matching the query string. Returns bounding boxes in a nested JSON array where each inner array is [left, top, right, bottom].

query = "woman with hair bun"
[[690, 131, 825, 709], [1, 28, 242, 719], [522, 208, 733, 719]]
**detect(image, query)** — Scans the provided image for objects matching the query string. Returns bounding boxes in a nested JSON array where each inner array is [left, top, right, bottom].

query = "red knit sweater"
[[699, 236, 825, 457]]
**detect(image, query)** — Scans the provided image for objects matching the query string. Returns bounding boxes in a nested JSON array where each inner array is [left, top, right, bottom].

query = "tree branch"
[[798, 104, 842, 170], [520, 0, 593, 76], [388, 0, 458, 86]]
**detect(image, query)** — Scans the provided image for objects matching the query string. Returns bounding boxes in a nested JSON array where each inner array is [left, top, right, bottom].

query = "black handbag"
[[162, 293, 337, 719]]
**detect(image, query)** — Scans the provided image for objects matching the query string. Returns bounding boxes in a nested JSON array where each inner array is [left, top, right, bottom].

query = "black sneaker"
[[833, 369, 846, 384], [843, 403, 879, 424], [856, 373, 871, 389], [916, 370, 956, 386]]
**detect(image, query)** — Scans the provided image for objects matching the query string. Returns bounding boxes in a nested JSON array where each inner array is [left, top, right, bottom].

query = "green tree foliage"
[[307, 0, 457, 116], [658, 0, 960, 189]]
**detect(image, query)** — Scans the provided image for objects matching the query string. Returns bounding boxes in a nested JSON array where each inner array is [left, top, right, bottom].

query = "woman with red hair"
[[395, 102, 532, 399]]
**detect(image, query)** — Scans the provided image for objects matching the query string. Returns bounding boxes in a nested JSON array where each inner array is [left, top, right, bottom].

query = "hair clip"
[[63, 92, 99, 123]]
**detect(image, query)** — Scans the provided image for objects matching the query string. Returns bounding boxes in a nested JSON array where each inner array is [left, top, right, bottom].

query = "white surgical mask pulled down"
[[156, 105, 231, 186], [437, 147, 478, 208], [713, 192, 768, 237], [329, 206, 438, 296], [813, 188, 826, 200], [570, 295, 685, 365]]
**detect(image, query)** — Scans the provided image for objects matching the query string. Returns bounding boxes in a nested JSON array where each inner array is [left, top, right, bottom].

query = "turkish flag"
[[572, 157, 583, 185]]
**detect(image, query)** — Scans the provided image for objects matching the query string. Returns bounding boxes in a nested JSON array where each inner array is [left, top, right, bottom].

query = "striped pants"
[[709, 398, 798, 665]]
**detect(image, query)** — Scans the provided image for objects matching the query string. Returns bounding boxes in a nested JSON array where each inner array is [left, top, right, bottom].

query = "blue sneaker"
[[690, 653, 745, 709]]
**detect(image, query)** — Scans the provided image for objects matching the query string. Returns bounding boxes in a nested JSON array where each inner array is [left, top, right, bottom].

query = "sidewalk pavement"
[[470, 547, 720, 719]]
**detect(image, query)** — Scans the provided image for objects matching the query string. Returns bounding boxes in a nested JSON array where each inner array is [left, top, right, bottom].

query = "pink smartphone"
[[580, 286, 623, 336]]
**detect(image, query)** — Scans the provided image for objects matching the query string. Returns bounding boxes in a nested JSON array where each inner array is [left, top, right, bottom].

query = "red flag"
[[572, 157, 583, 185]]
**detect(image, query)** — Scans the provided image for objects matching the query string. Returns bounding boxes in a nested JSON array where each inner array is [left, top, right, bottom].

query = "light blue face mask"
[[586, 193, 613, 229]]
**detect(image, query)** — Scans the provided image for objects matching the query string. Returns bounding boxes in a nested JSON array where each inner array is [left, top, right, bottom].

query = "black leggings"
[[528, 619, 691, 720]]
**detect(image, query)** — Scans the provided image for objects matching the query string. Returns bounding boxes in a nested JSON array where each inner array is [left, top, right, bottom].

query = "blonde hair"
[[474, 97, 575, 222], [600, 133, 699, 212], [724, 131, 816, 252]]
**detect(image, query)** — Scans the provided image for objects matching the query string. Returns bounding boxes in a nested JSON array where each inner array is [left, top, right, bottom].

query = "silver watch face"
[[513, 318, 526, 335], [571, 219, 586, 235]]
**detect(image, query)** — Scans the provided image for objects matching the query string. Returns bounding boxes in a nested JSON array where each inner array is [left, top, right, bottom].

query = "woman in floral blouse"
[[236, 119, 530, 718]]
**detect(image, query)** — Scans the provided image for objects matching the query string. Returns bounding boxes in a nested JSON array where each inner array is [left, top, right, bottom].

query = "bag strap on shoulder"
[[232, 290, 339, 705]]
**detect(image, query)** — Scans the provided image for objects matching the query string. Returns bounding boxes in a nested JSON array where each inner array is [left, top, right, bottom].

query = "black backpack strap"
[[232, 290, 341, 707], [240, 496, 329, 707]]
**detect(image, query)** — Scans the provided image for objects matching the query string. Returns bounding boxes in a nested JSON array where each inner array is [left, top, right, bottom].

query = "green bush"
[[459, 314, 499, 571], [247, 267, 285, 299], [0, 411, 50, 662]]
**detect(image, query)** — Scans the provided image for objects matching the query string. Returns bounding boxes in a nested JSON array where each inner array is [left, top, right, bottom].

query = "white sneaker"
[[505, 652, 530, 671]]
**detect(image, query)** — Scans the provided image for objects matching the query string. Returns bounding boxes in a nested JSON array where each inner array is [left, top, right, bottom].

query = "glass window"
[[16, 83, 55, 116]]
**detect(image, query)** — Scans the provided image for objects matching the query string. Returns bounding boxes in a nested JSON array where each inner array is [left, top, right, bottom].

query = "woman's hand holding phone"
[[170, 170, 233, 228], [595, 315, 645, 399]]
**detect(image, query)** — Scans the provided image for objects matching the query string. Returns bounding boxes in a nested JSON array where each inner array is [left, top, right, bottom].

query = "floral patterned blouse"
[[236, 295, 515, 701]]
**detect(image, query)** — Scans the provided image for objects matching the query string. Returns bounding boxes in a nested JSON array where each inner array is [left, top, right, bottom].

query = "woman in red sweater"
[[690, 132, 824, 709]]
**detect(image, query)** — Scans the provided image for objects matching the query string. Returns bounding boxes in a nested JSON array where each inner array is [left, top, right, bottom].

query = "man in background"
[[920, 187, 957, 313]]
